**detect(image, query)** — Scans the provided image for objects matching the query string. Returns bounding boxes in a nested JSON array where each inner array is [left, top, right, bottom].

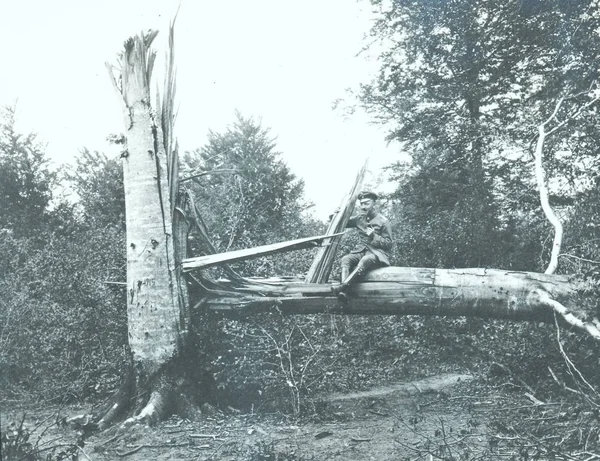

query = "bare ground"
[[3, 372, 542, 461]]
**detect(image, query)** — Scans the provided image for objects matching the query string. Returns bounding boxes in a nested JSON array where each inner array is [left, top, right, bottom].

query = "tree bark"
[[119, 33, 185, 379], [94, 28, 196, 429]]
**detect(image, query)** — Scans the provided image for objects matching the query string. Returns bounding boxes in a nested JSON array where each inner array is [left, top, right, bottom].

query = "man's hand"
[[365, 227, 374, 236]]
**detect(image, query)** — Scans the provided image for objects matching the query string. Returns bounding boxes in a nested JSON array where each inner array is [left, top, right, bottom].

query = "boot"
[[337, 267, 364, 304], [340, 266, 350, 284], [330, 283, 349, 304], [331, 266, 360, 304], [331, 266, 350, 303]]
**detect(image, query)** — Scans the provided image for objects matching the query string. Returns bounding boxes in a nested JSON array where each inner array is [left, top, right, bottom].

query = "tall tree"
[[66, 148, 125, 228], [89, 26, 195, 428], [0, 105, 55, 236], [360, 0, 600, 270], [182, 113, 316, 276]]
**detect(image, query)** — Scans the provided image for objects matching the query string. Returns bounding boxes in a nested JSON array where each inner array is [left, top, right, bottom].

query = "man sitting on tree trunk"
[[332, 191, 393, 303]]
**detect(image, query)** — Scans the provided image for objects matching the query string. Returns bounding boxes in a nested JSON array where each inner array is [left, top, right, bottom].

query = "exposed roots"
[[95, 368, 136, 431], [68, 356, 215, 433], [84, 371, 183, 431], [121, 388, 172, 427]]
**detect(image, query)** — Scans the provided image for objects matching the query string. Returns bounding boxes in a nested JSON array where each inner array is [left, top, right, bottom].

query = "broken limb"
[[305, 161, 368, 283], [536, 289, 600, 340]]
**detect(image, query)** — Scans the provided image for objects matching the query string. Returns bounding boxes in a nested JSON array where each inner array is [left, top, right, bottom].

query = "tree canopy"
[[182, 112, 319, 276], [0, 105, 55, 237], [360, 0, 600, 272]]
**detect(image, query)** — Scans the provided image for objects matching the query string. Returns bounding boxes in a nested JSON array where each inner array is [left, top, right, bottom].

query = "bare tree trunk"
[[118, 32, 185, 380], [92, 27, 196, 429]]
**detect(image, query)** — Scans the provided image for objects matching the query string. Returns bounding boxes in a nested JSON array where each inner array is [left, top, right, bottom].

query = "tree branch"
[[534, 97, 565, 274], [534, 90, 600, 274], [537, 290, 600, 340], [179, 168, 240, 183]]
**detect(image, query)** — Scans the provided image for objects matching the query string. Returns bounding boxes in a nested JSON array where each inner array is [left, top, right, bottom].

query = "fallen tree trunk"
[[201, 267, 594, 334]]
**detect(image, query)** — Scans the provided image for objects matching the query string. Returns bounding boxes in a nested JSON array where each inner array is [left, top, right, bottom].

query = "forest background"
[[2, 0, 600, 459]]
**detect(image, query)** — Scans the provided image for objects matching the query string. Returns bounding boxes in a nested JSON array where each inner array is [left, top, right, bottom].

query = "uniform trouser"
[[340, 251, 382, 281]]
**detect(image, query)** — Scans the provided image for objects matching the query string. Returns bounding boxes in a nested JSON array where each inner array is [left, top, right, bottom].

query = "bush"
[[0, 224, 128, 403]]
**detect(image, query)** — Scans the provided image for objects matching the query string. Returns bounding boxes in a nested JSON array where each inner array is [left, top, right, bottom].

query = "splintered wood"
[[181, 233, 344, 271], [304, 162, 368, 284]]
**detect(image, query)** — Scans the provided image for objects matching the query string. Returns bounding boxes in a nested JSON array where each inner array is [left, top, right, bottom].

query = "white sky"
[[0, 0, 403, 220]]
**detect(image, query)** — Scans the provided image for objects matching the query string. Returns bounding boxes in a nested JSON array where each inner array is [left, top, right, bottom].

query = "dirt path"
[[325, 372, 473, 401]]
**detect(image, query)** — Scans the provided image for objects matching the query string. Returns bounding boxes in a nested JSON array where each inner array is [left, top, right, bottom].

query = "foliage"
[[182, 112, 320, 277], [1, 416, 41, 461], [0, 105, 55, 237], [386, 161, 507, 269], [0, 126, 128, 402], [562, 179, 600, 274], [64, 148, 125, 228], [362, 0, 599, 149], [360, 0, 600, 272], [0, 223, 128, 402], [211, 313, 335, 415]]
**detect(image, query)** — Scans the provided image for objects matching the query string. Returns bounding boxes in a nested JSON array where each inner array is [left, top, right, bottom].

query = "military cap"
[[358, 191, 379, 201]]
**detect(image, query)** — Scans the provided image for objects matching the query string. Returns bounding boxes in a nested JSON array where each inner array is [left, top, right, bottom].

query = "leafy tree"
[[0, 105, 55, 236], [362, 0, 598, 152], [182, 112, 318, 276], [387, 157, 506, 268], [65, 148, 125, 228], [562, 177, 600, 277], [0, 110, 129, 401]]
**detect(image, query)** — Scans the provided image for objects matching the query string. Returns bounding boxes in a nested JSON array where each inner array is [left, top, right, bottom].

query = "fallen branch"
[[166, 428, 193, 434], [490, 361, 536, 394], [182, 232, 344, 271], [553, 313, 600, 402], [368, 409, 390, 416], [99, 433, 120, 446], [549, 365, 584, 396], [537, 291, 600, 340], [188, 433, 221, 439], [305, 160, 368, 283], [117, 442, 191, 457], [524, 392, 545, 406], [117, 445, 144, 457], [77, 446, 92, 461]]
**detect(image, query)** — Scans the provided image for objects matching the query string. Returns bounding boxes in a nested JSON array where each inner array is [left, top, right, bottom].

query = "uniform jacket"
[[347, 212, 393, 265]]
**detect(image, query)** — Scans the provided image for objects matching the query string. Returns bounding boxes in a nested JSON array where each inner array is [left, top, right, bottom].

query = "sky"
[[0, 0, 404, 220]]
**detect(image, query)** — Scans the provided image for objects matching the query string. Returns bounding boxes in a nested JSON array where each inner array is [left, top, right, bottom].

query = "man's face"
[[359, 198, 375, 216]]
